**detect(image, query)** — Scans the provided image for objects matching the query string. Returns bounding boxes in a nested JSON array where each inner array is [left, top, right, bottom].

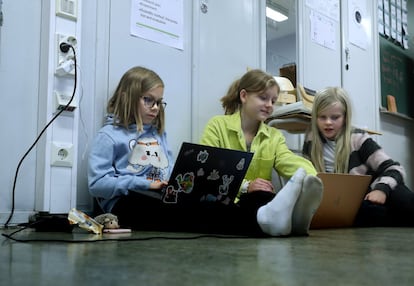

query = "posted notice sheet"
[[130, 0, 184, 50]]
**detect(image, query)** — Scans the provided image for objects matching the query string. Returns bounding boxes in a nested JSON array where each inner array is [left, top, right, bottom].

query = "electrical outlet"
[[55, 33, 77, 76], [56, 0, 78, 21], [54, 91, 77, 112], [51, 142, 73, 167]]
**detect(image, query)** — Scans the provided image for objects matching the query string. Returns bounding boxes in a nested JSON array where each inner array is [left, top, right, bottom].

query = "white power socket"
[[54, 91, 77, 112], [56, 0, 78, 21], [55, 33, 77, 76], [51, 142, 73, 167]]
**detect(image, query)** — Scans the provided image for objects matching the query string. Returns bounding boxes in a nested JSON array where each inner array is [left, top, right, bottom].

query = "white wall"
[[191, 0, 263, 141], [379, 115, 414, 188], [0, 0, 81, 225], [0, 0, 41, 223]]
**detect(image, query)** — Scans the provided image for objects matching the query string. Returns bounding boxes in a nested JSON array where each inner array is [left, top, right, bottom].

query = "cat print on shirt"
[[126, 137, 168, 182]]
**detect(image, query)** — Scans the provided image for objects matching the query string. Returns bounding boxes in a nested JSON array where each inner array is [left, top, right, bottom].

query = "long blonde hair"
[[107, 66, 165, 133], [221, 69, 279, 114], [310, 87, 352, 173]]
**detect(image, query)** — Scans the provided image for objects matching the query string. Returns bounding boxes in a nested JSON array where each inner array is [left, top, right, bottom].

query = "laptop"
[[310, 173, 372, 229], [161, 142, 253, 205]]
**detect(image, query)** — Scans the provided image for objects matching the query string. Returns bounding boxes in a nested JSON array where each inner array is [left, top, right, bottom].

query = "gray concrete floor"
[[1, 227, 413, 286]]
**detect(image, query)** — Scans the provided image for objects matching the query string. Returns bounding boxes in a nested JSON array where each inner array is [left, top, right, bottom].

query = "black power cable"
[[4, 43, 77, 228], [1, 224, 252, 243]]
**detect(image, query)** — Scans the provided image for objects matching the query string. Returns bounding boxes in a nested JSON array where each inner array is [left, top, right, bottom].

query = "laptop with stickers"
[[161, 142, 253, 205], [310, 173, 372, 229]]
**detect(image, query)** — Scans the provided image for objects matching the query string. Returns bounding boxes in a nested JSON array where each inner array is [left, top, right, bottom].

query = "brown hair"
[[221, 69, 279, 114], [107, 66, 165, 133]]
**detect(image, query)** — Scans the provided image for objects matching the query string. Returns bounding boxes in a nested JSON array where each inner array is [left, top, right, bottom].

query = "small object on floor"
[[67, 208, 103, 235], [93, 213, 132, 234], [29, 213, 74, 233], [94, 213, 120, 229], [103, 228, 132, 233]]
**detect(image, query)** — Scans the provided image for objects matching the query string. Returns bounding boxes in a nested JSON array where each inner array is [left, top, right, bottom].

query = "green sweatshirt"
[[200, 111, 317, 199]]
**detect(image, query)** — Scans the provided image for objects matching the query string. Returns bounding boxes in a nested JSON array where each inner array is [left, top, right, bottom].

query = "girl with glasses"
[[88, 66, 175, 229]]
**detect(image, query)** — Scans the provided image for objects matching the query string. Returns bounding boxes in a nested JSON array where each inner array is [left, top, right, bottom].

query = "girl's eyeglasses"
[[142, 96, 167, 109]]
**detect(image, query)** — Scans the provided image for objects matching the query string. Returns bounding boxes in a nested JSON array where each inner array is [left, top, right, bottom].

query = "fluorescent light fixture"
[[266, 7, 288, 22], [266, 1, 288, 22]]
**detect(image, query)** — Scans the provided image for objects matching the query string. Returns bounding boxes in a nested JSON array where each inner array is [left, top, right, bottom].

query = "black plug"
[[59, 42, 72, 53]]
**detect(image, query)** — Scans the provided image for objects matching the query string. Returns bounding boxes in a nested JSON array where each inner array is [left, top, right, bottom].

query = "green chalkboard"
[[379, 36, 414, 118]]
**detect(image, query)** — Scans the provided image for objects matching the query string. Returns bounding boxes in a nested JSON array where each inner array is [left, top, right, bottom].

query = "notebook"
[[310, 173, 372, 229], [161, 142, 253, 205]]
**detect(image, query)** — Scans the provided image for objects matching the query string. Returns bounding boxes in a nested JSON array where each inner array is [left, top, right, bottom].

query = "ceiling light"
[[266, 1, 288, 22]]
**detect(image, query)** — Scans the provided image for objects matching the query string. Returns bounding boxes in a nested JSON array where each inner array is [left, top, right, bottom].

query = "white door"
[[298, 0, 378, 130], [191, 0, 263, 141], [103, 0, 193, 157], [95, 0, 263, 153], [341, 0, 379, 131], [297, 0, 342, 91]]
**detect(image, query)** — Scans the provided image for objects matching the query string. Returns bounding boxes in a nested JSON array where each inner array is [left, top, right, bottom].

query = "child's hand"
[[364, 190, 386, 204], [248, 178, 274, 193], [149, 180, 168, 190]]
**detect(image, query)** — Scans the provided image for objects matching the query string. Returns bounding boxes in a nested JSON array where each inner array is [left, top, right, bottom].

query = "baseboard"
[[0, 211, 35, 227]]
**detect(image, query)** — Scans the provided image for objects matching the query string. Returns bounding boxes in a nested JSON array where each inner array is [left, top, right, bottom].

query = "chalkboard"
[[379, 36, 414, 118]]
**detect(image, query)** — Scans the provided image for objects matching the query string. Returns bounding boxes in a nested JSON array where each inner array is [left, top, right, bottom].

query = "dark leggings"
[[111, 191, 275, 236], [354, 184, 414, 227]]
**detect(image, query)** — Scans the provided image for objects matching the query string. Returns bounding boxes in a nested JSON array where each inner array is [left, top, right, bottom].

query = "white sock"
[[291, 175, 323, 235], [256, 168, 306, 236]]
